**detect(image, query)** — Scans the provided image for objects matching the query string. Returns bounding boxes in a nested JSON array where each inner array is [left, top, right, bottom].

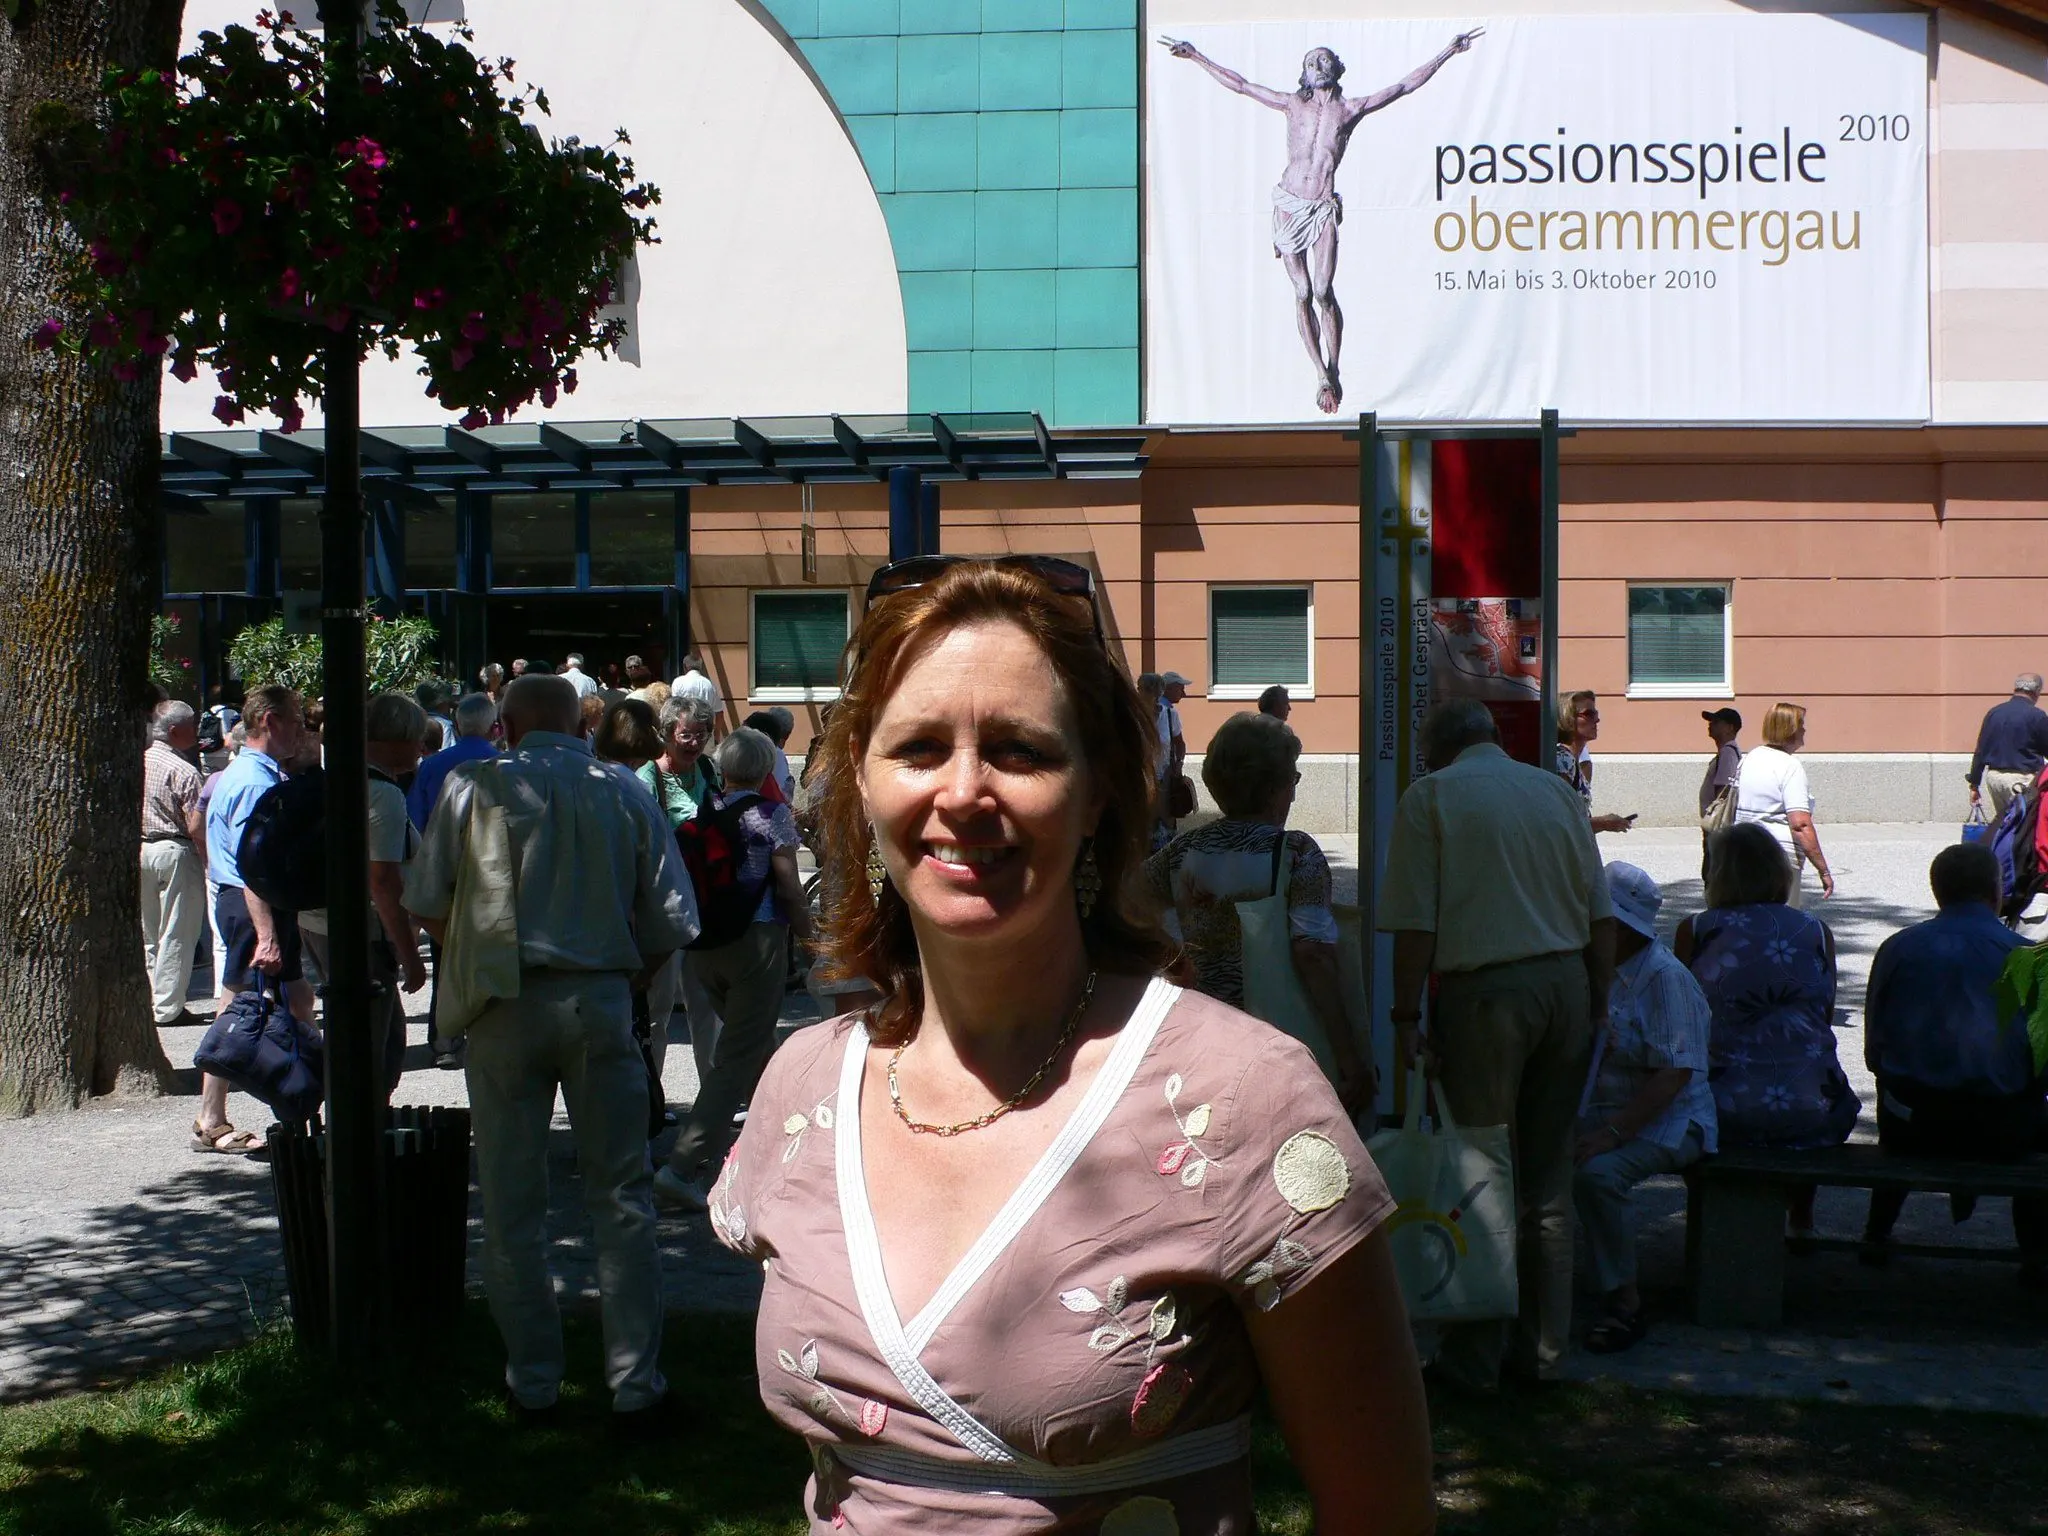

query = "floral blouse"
[[710, 979, 1394, 1533]]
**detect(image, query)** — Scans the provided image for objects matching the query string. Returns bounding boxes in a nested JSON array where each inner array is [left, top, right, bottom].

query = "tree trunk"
[[0, 0, 183, 1114]]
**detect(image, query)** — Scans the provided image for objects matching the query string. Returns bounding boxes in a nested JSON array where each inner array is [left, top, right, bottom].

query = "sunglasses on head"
[[863, 555, 1104, 642]]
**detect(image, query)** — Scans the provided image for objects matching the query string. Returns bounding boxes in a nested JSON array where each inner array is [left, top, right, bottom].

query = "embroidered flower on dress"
[[777, 1339, 887, 1438], [1060, 1279, 1194, 1437], [1272, 1130, 1350, 1214], [1763, 1084, 1794, 1112], [1764, 937, 1798, 966], [1236, 1235, 1316, 1311], [707, 1149, 747, 1248], [1156, 1073, 1217, 1188], [781, 1092, 839, 1163]]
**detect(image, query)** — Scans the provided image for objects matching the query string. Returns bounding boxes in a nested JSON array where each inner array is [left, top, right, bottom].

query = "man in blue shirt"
[[1967, 673, 2048, 818], [408, 692, 499, 831], [195, 684, 308, 1153], [1862, 841, 2045, 1282]]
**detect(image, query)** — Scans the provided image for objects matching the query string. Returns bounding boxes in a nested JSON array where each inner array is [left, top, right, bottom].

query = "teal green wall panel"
[[818, 0, 899, 36], [764, 0, 819, 38], [975, 189, 1058, 268], [899, 0, 979, 30], [896, 34, 979, 111], [901, 271, 975, 349], [1053, 348, 1138, 424], [1055, 266, 1136, 347], [844, 115, 896, 191], [910, 350, 973, 412], [1062, 0, 1134, 29], [972, 270, 1057, 348], [978, 33, 1062, 109], [1060, 30, 1134, 108], [883, 192, 978, 270], [803, 36, 899, 114], [981, 0, 1063, 30], [1057, 108, 1134, 187], [778, 0, 1137, 423], [976, 111, 1059, 189], [1056, 187, 1136, 266], [895, 112, 978, 190], [972, 349, 1057, 412]]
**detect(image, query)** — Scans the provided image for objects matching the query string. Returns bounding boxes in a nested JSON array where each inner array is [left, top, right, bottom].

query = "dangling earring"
[[1074, 839, 1102, 919], [867, 830, 889, 903]]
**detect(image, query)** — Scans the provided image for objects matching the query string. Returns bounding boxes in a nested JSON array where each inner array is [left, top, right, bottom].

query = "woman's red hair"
[[811, 561, 1170, 1045]]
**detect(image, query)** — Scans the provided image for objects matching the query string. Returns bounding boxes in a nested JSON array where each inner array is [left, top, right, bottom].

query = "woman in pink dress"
[[709, 557, 1433, 1534]]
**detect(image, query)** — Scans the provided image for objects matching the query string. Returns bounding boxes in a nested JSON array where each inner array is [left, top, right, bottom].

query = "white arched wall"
[[161, 0, 908, 431]]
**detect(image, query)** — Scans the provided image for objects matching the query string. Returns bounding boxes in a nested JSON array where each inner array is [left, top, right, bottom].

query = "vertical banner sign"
[[1427, 437, 1546, 764], [1369, 436, 1430, 1112]]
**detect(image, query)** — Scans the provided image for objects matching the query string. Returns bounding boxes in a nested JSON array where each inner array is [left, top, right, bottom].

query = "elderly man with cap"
[[1699, 707, 1744, 879], [1573, 863, 1717, 1355], [1968, 673, 2048, 819]]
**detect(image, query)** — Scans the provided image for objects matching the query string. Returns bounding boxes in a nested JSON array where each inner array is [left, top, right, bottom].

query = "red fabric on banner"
[[1430, 438, 1542, 598]]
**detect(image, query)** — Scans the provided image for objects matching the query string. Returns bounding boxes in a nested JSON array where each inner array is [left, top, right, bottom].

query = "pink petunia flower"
[[212, 396, 246, 425], [212, 199, 243, 235], [31, 319, 63, 351]]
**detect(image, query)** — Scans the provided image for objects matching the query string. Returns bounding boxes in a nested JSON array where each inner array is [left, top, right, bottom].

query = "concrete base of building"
[[1185, 753, 1979, 836]]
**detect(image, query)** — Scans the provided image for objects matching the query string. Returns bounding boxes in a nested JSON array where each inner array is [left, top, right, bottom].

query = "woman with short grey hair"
[[655, 727, 815, 1211], [641, 694, 719, 829], [1141, 712, 1371, 1110]]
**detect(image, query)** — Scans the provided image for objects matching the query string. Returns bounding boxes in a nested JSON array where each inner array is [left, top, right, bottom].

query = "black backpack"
[[196, 710, 226, 754], [676, 789, 772, 950], [237, 768, 326, 914]]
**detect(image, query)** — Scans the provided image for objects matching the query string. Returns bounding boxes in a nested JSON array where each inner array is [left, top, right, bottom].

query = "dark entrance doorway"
[[486, 593, 671, 688]]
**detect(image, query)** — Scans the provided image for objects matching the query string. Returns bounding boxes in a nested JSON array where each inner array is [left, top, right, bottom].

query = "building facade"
[[160, 0, 2048, 828]]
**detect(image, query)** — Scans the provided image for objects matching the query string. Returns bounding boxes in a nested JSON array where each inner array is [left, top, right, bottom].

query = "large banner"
[[1146, 14, 1929, 425]]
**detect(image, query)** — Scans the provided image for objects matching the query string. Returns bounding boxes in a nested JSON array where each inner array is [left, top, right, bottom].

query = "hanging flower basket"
[[33, 2, 659, 430]]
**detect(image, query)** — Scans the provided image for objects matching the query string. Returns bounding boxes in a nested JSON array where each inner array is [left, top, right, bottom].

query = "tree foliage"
[[32, 2, 660, 429], [227, 612, 441, 696]]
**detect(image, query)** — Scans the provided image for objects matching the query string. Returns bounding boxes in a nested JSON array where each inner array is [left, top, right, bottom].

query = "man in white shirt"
[[669, 652, 724, 719], [404, 674, 698, 1424], [561, 652, 599, 701]]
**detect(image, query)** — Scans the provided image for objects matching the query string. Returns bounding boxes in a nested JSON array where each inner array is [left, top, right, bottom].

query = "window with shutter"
[[1211, 587, 1312, 693], [1627, 585, 1729, 692], [752, 591, 849, 698]]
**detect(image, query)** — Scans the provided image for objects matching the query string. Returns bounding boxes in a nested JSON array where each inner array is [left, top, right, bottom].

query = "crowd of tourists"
[[134, 576, 2048, 1528]]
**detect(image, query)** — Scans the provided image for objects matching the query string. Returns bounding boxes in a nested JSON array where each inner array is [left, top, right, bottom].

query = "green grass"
[[5, 1310, 2047, 1534]]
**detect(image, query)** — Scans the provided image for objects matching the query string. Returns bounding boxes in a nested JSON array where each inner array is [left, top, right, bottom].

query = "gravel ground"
[[3, 822, 2043, 1414]]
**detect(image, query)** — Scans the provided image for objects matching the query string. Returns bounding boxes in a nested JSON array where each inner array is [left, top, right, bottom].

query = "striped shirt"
[[141, 742, 201, 842]]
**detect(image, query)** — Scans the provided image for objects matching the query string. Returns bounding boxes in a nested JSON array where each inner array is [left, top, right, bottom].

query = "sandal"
[[1585, 1305, 1647, 1355], [192, 1119, 265, 1155]]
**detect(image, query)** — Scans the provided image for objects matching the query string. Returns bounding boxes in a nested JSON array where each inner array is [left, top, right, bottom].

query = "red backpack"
[[676, 790, 771, 950]]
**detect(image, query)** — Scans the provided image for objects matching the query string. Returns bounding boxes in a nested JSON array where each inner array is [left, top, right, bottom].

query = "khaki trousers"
[[467, 971, 666, 1413], [139, 840, 205, 1024], [668, 923, 789, 1182], [1984, 768, 2033, 820], [1431, 950, 1593, 1387]]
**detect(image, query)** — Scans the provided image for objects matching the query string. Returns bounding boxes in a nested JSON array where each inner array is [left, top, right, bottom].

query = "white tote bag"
[[1237, 835, 1339, 1081], [1366, 1071, 1519, 1323]]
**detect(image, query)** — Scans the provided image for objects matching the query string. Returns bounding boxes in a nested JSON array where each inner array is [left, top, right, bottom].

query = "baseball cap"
[[1161, 671, 1193, 688], [1701, 707, 1742, 730], [1606, 862, 1663, 940]]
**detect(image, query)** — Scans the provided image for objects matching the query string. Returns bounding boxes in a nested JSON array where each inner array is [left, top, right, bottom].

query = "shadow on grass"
[[0, 1308, 810, 1536], [11, 1308, 2048, 1536]]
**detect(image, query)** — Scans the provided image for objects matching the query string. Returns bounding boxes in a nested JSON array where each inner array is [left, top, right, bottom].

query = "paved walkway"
[[4, 823, 2044, 1414]]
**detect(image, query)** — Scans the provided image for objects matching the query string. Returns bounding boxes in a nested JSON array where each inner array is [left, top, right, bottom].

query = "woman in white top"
[[1734, 701, 1834, 903]]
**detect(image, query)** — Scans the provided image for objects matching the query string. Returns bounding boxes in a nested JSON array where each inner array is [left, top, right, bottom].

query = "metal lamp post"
[[314, 0, 387, 1373]]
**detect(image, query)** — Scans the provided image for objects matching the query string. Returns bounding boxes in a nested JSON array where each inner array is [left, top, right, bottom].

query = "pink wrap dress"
[[710, 977, 1394, 1532]]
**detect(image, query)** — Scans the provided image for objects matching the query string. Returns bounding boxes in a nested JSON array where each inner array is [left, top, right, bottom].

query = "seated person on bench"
[[1677, 823, 1859, 1238], [1575, 863, 1718, 1353], [1862, 841, 2047, 1287]]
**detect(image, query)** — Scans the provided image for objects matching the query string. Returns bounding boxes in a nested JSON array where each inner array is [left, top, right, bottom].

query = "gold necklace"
[[888, 971, 1100, 1138]]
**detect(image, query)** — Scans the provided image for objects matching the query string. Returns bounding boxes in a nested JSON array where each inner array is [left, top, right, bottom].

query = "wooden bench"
[[1684, 1144, 2048, 1328]]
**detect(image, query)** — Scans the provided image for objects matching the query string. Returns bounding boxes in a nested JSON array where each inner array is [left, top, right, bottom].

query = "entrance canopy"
[[160, 413, 1150, 502]]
